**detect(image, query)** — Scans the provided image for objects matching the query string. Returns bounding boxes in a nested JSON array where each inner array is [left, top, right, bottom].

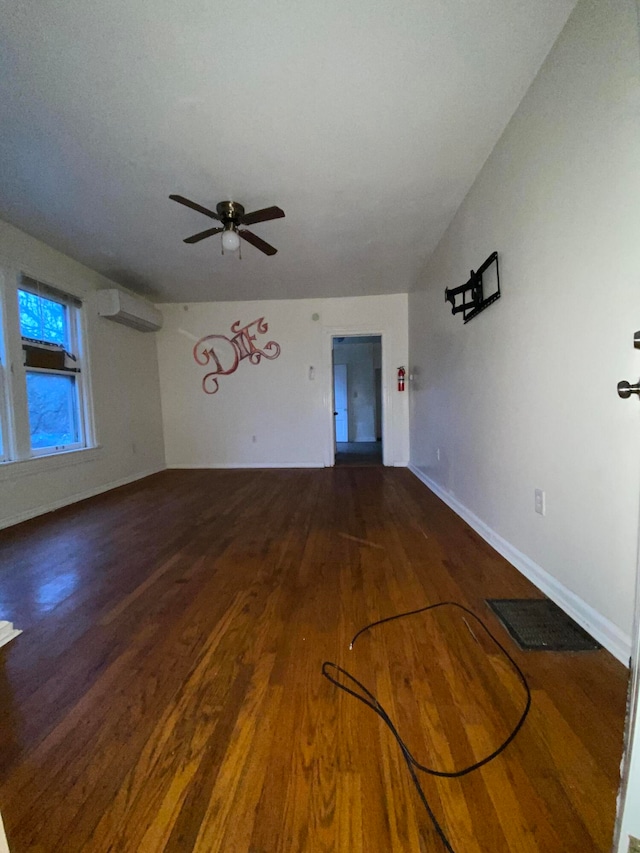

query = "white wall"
[[0, 220, 166, 529], [333, 340, 381, 442], [408, 0, 640, 660], [156, 294, 408, 468]]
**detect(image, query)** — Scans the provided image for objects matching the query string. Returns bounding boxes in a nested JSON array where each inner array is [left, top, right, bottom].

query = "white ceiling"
[[0, 0, 575, 303]]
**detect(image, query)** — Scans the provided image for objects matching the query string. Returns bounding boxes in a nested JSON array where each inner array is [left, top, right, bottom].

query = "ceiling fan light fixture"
[[221, 226, 240, 253]]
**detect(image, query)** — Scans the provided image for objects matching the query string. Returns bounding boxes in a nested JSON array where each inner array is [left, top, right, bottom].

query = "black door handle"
[[618, 379, 640, 399]]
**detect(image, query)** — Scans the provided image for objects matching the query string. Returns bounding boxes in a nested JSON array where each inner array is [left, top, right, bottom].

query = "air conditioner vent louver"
[[97, 289, 163, 332]]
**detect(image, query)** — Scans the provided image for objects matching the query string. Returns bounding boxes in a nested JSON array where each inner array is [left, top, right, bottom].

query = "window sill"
[[0, 445, 104, 482]]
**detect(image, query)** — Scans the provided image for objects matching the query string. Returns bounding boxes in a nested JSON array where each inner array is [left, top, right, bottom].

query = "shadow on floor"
[[335, 441, 383, 466]]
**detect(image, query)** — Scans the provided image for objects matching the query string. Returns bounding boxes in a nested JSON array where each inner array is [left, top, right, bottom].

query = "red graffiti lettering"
[[193, 318, 281, 394]]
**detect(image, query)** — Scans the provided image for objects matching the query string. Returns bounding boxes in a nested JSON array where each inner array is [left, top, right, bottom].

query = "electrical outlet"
[[535, 488, 546, 516], [436, 448, 441, 462], [628, 836, 640, 853]]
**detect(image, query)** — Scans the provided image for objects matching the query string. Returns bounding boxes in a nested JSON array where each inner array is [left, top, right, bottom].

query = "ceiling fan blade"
[[240, 206, 285, 226], [183, 227, 223, 244], [239, 229, 278, 255], [169, 194, 221, 221]]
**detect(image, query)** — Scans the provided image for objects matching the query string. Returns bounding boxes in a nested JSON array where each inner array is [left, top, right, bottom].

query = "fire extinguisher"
[[397, 366, 406, 392]]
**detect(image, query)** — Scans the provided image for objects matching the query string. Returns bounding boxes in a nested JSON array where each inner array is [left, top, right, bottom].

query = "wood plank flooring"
[[0, 468, 629, 852]]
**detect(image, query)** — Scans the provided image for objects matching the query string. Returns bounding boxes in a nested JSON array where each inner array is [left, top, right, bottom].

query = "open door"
[[333, 363, 348, 442], [614, 331, 640, 851]]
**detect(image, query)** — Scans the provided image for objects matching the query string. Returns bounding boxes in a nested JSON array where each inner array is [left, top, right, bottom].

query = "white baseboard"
[[409, 464, 631, 666], [0, 465, 166, 531], [169, 461, 408, 470], [0, 620, 22, 650], [167, 462, 325, 469]]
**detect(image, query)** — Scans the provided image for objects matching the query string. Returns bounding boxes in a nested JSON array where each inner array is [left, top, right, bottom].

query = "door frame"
[[613, 476, 640, 853], [0, 812, 9, 853], [614, 454, 640, 850], [323, 328, 387, 466], [613, 5, 640, 845]]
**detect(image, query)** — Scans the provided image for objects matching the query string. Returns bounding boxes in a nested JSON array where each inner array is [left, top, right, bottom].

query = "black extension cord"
[[321, 601, 532, 852]]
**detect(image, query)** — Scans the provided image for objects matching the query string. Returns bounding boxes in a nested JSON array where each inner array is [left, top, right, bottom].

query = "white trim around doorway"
[[322, 327, 389, 467]]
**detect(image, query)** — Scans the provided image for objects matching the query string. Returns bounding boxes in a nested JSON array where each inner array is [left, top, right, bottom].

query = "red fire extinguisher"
[[397, 366, 406, 392]]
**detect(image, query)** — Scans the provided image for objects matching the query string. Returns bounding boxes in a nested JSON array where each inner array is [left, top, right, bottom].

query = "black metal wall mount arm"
[[445, 251, 500, 323]]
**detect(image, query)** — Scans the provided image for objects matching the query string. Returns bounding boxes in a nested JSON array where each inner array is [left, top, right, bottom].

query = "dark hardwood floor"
[[0, 468, 629, 852]]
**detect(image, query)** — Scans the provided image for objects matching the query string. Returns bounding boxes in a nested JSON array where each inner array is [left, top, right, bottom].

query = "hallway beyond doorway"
[[332, 334, 383, 466], [335, 440, 382, 466]]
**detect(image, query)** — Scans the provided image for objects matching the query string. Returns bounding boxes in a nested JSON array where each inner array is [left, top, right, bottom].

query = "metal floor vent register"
[[486, 599, 601, 652]]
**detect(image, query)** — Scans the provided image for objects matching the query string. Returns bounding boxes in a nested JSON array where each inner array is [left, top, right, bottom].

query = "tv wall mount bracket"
[[445, 251, 500, 323]]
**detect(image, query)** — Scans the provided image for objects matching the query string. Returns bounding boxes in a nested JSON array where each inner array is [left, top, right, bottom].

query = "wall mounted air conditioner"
[[97, 289, 163, 332]]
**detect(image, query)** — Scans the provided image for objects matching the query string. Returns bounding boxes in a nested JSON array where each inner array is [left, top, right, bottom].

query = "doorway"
[[332, 335, 383, 466]]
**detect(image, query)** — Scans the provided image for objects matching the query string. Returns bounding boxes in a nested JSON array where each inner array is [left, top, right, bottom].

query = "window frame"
[[24, 368, 85, 456], [0, 288, 12, 463], [0, 269, 96, 466], [18, 279, 87, 456]]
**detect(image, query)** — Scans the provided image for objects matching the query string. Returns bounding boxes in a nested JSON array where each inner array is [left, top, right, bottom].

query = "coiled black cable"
[[321, 601, 532, 852]]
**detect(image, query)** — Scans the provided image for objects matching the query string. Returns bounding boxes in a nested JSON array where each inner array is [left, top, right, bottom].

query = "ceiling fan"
[[169, 195, 285, 256]]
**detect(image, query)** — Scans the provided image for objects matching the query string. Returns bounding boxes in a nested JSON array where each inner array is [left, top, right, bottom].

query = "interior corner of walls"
[[393, 453, 410, 467]]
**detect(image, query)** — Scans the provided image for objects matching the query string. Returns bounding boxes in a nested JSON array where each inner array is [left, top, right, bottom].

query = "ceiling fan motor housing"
[[216, 201, 245, 225]]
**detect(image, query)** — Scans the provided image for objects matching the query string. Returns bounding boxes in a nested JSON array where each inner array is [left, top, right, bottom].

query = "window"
[[0, 272, 93, 464], [0, 301, 9, 463], [25, 372, 80, 451], [18, 278, 86, 455], [18, 288, 68, 344]]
